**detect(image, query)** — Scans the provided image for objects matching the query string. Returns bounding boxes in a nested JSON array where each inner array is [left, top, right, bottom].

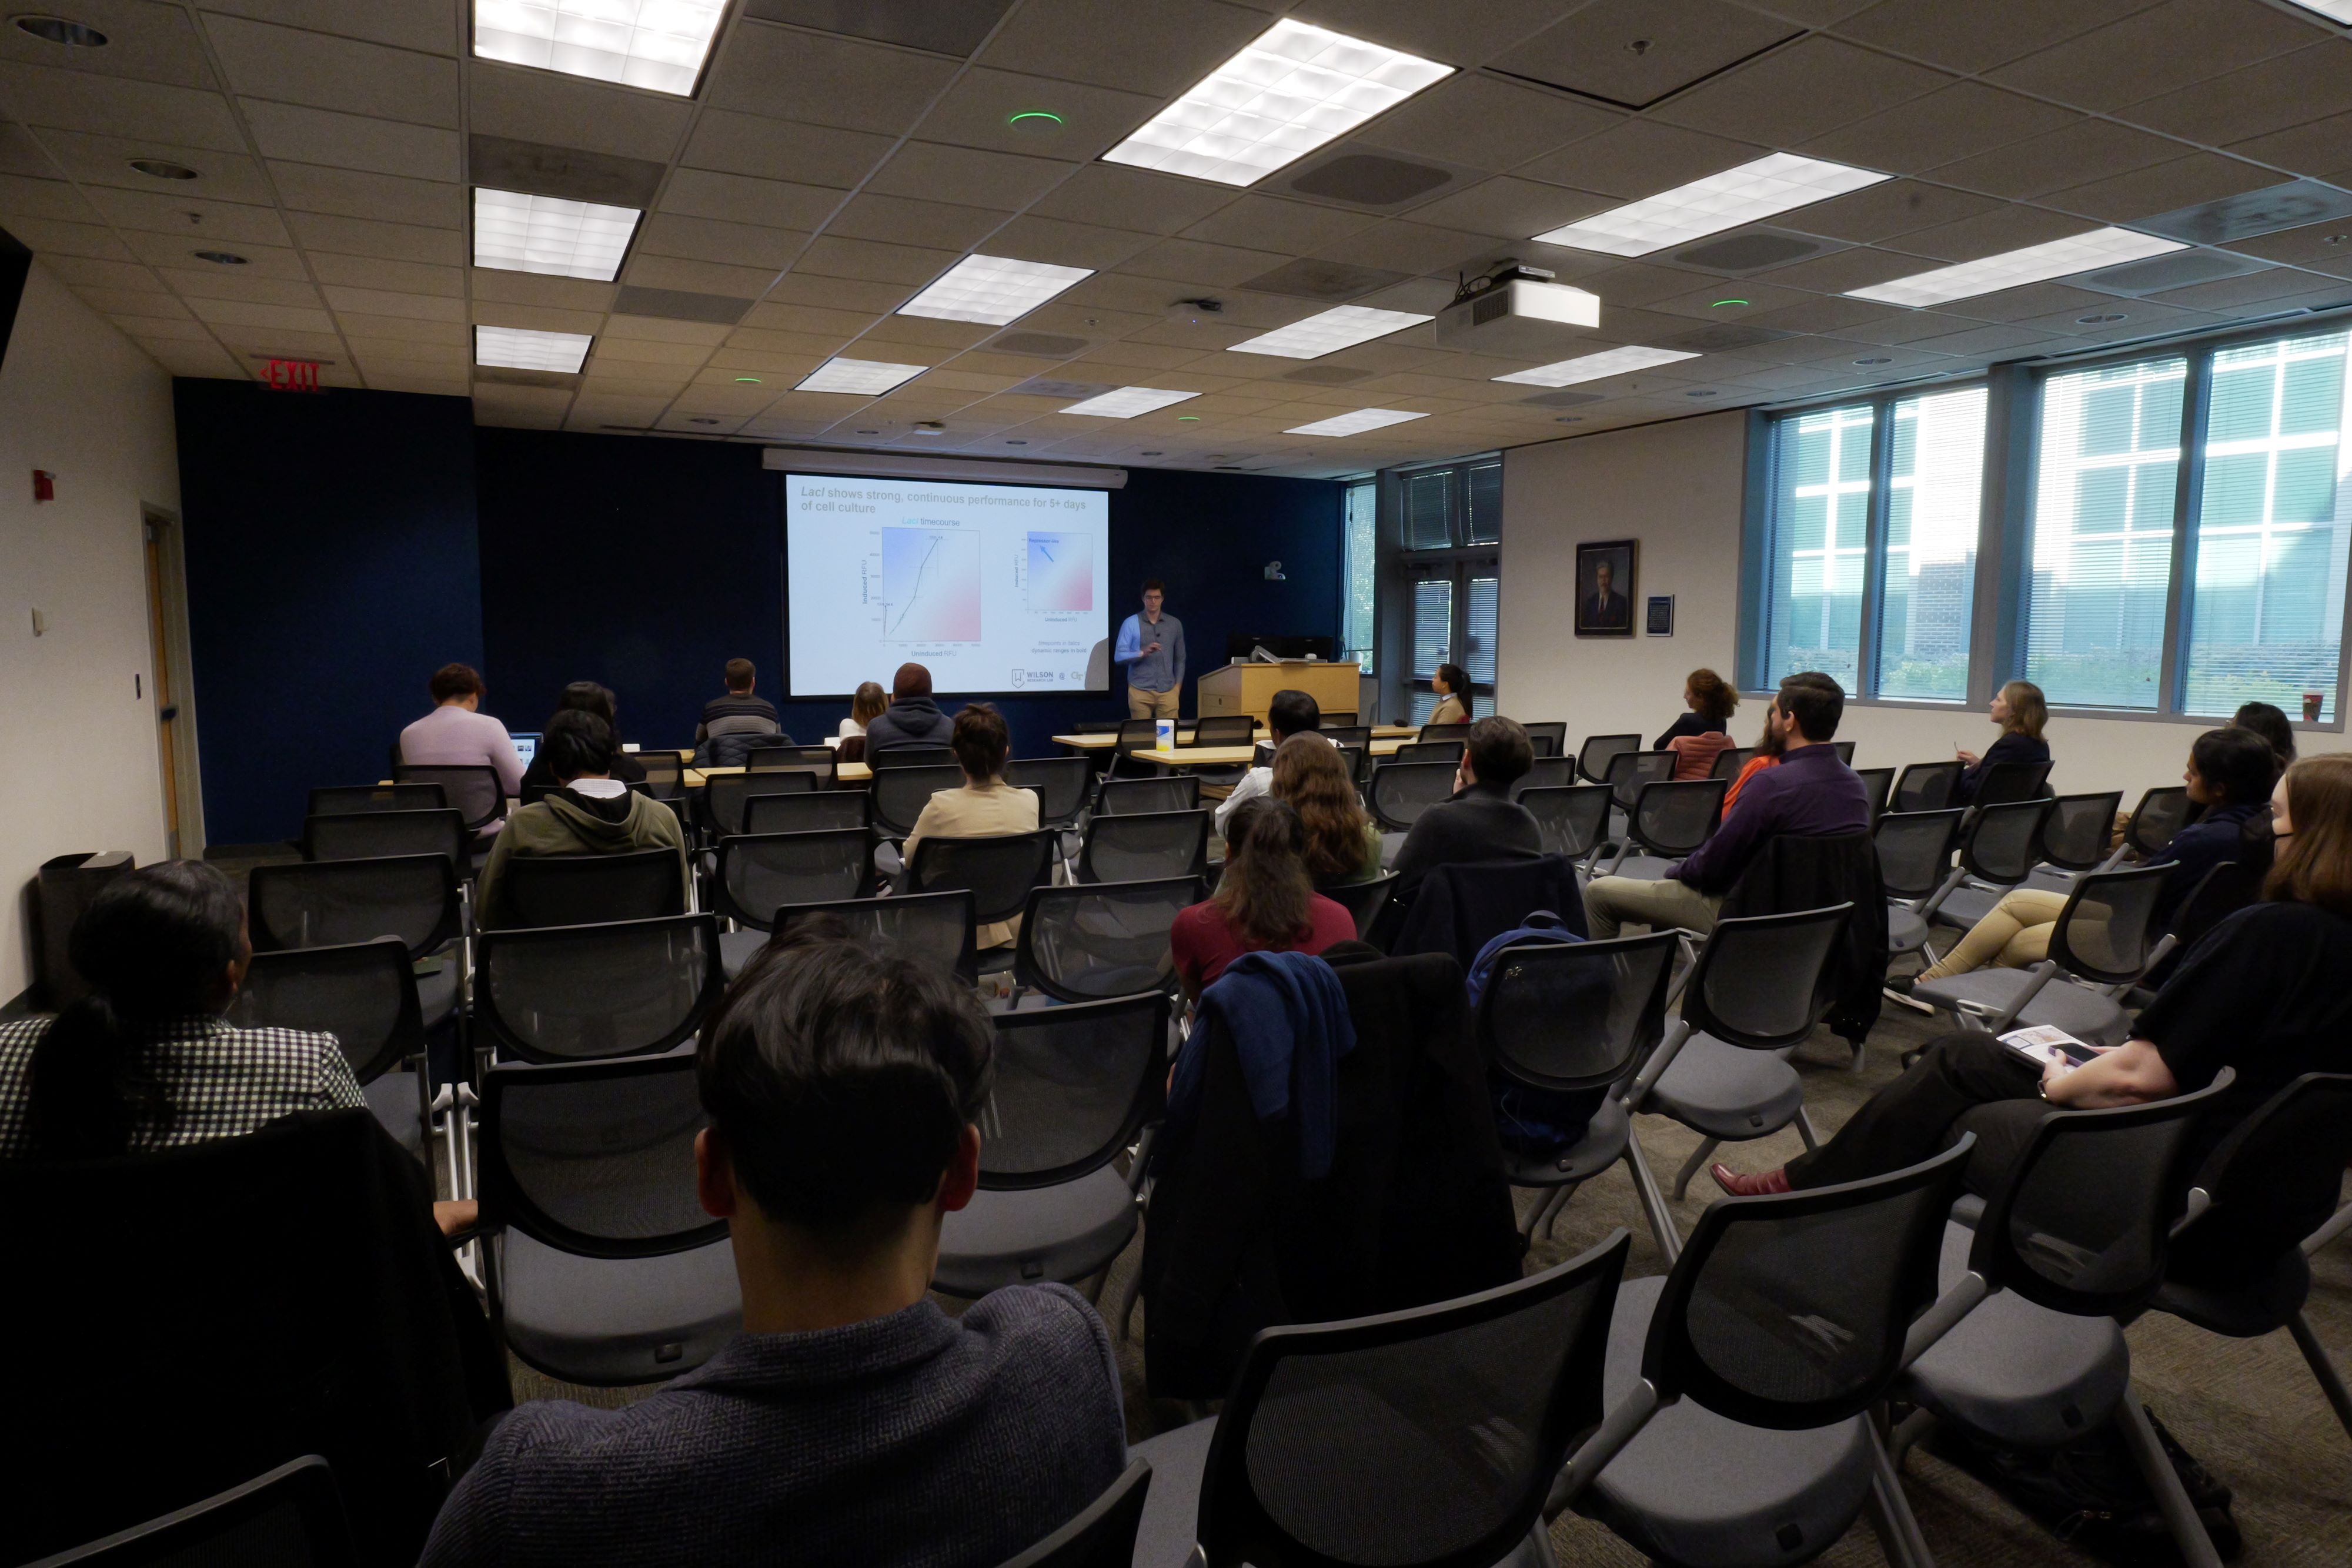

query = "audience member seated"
[[1274, 733, 1382, 885], [1214, 687, 1328, 831], [1656, 667, 1739, 780], [2233, 700, 2296, 776], [517, 680, 646, 794], [840, 680, 887, 740], [1427, 661, 1472, 727], [863, 661, 954, 753], [419, 934, 1127, 1568], [476, 711, 689, 929], [1387, 717, 1541, 900], [697, 657, 787, 750], [1170, 798, 1355, 998], [399, 661, 524, 806], [1907, 726, 2278, 988], [1583, 671, 1869, 941], [1713, 754, 2352, 1204], [1953, 678, 2050, 804], [900, 704, 1038, 949]]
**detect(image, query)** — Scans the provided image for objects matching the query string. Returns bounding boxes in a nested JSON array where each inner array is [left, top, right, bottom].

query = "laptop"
[[510, 731, 540, 770]]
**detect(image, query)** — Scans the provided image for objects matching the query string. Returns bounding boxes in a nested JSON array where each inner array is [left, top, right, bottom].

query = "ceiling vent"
[[1670, 323, 1798, 353], [1242, 258, 1412, 302], [1667, 228, 1839, 276], [1518, 389, 1604, 407], [988, 330, 1091, 358], [1284, 365, 1374, 385], [1007, 376, 1113, 400], [2074, 249, 2273, 297], [743, 0, 1014, 56], [612, 286, 753, 324], [2138, 180, 2352, 246], [1283, 149, 1470, 209], [467, 134, 666, 206]]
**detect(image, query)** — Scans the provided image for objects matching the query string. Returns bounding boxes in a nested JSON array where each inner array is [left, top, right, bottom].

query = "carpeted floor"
[[505, 994, 2352, 1566]]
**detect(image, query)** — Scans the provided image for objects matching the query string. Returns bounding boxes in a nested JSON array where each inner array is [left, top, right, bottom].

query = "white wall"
[[1500, 412, 2350, 797], [0, 263, 183, 1001]]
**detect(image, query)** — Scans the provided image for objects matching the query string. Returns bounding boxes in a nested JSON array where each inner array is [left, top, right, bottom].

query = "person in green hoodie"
[[476, 709, 689, 928]]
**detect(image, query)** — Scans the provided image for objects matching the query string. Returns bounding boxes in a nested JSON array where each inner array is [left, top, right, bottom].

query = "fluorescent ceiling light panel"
[[1847, 227, 2189, 307], [473, 0, 726, 96], [1061, 387, 1201, 418], [1534, 153, 1890, 257], [796, 357, 929, 395], [473, 187, 640, 282], [1494, 345, 1700, 387], [475, 325, 592, 373], [898, 255, 1094, 326], [1101, 18, 1454, 188], [2285, 0, 2352, 21], [1228, 305, 1434, 360], [1285, 407, 1428, 437]]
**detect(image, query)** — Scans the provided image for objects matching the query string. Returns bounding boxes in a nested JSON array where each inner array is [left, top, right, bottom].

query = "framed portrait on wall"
[[1575, 540, 1636, 637]]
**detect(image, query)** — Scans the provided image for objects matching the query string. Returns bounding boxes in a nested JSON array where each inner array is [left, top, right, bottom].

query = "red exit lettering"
[[262, 358, 322, 393]]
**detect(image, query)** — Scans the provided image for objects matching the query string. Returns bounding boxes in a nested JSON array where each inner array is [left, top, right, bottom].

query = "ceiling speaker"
[[1007, 376, 1112, 400], [1242, 258, 1412, 301], [2138, 180, 2352, 246], [1287, 152, 1456, 206], [988, 331, 1091, 357], [467, 134, 666, 206], [1668, 228, 1836, 275], [612, 286, 753, 325]]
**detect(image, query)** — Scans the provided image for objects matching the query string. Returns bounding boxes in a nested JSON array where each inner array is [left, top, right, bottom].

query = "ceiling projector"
[[1434, 263, 1601, 356]]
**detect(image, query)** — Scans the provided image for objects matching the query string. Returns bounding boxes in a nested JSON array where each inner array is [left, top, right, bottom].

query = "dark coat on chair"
[[1388, 854, 1588, 971], [1139, 944, 1525, 1399], [1718, 829, 1890, 1046]]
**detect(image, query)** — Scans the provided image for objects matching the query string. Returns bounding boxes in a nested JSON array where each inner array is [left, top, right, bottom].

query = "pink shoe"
[[1710, 1163, 1792, 1197]]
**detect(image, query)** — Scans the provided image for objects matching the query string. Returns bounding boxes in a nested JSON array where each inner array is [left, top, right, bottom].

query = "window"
[[1879, 387, 1987, 701], [1387, 456, 1502, 721], [1464, 459, 1503, 544], [1405, 469, 1452, 549], [1342, 479, 1376, 674], [1410, 579, 1452, 721], [1763, 402, 1872, 688]]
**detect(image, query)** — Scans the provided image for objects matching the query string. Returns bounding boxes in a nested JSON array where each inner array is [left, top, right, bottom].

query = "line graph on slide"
[[1024, 530, 1094, 613], [879, 526, 982, 643]]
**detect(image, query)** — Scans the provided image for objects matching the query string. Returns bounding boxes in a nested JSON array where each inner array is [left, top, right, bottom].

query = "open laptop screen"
[[510, 731, 539, 771]]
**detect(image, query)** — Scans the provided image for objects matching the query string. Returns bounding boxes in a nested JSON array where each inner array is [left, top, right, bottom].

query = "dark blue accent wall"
[[175, 380, 483, 846]]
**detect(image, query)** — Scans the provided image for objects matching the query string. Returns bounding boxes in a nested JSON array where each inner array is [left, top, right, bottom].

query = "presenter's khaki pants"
[[1127, 686, 1180, 720], [1582, 875, 1723, 941]]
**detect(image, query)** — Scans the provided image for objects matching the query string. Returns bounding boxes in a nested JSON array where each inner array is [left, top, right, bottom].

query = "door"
[[142, 517, 183, 857], [1406, 560, 1499, 723]]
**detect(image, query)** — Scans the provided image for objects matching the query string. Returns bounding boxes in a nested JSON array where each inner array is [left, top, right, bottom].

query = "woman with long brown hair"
[[1271, 734, 1381, 884], [1170, 798, 1355, 998]]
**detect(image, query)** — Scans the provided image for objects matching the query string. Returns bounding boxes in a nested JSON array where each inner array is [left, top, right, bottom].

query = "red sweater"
[[1170, 895, 1356, 993]]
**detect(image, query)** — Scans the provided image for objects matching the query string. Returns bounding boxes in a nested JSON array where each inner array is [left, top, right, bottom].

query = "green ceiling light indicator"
[[1007, 110, 1065, 132], [733, 376, 762, 384], [1710, 297, 1749, 308], [1178, 414, 1202, 421]]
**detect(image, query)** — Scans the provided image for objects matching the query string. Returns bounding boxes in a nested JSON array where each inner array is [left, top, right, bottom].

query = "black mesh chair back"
[[1015, 877, 1198, 1002], [744, 744, 835, 787], [980, 991, 1169, 1189], [1966, 1071, 2237, 1317], [2044, 863, 2170, 984], [2126, 786, 2193, 857], [1873, 808, 1963, 901], [1681, 903, 1853, 1051], [2040, 791, 2124, 871], [392, 763, 503, 832], [1007, 756, 1093, 829], [38, 1455, 358, 1567], [1393, 739, 1464, 765], [1521, 720, 1568, 758], [1480, 932, 1676, 1094], [2164, 860, 2258, 951], [308, 783, 445, 817], [500, 847, 684, 928], [745, 788, 870, 834], [1829, 740, 1856, 764], [229, 938, 420, 1085], [1710, 745, 1760, 782], [2183, 1072, 2352, 1274], [302, 807, 466, 867], [1317, 871, 1396, 941], [1578, 732, 1643, 784], [1322, 724, 1374, 749], [997, 1460, 1152, 1568], [1519, 784, 1613, 860], [636, 751, 684, 799], [1324, 711, 1359, 727], [1077, 808, 1208, 884], [475, 914, 723, 1062], [1855, 766, 1896, 822], [1076, 719, 1122, 734], [715, 830, 877, 929], [480, 1050, 723, 1259], [773, 890, 977, 984], [1097, 774, 1200, 815], [1510, 755, 1575, 797], [1628, 778, 1726, 857], [700, 770, 817, 838], [869, 764, 965, 837], [1973, 757, 2054, 807], [1418, 720, 1472, 745], [1645, 1141, 1972, 1429], [247, 855, 460, 959], [1192, 715, 1257, 747], [1196, 1231, 1632, 1568], [1367, 761, 1459, 831], [870, 744, 958, 770], [1114, 719, 1162, 756], [1891, 760, 1965, 813], [906, 831, 1058, 925], [1959, 797, 2056, 884], [1604, 748, 1677, 811]]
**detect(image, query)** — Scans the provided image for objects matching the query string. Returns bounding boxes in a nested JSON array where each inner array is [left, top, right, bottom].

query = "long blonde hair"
[[850, 681, 888, 726], [1999, 680, 2047, 740], [2268, 755, 2352, 918]]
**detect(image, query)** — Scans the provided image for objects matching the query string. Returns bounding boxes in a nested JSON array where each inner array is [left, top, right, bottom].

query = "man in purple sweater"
[[1583, 671, 1869, 939]]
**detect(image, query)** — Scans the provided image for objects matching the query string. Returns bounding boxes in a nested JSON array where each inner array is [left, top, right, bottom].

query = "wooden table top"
[[1053, 724, 1414, 749], [1130, 736, 1415, 768], [687, 762, 871, 786]]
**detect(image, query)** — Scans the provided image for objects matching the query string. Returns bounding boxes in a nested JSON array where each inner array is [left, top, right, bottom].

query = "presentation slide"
[[786, 473, 1111, 695]]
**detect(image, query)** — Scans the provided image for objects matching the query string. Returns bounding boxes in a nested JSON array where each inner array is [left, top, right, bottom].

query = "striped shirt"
[[0, 1014, 363, 1159]]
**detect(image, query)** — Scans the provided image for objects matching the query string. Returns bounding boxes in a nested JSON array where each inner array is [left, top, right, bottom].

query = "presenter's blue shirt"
[[1115, 611, 1185, 692]]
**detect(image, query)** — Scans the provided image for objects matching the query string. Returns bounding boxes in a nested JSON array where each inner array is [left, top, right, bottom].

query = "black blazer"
[[1390, 854, 1588, 972], [1956, 731, 2050, 804], [1387, 784, 1542, 900]]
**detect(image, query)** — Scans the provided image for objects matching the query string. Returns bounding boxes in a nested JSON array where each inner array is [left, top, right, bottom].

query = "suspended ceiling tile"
[[1516, 118, 1766, 202], [1828, 0, 2160, 75], [268, 162, 465, 226], [1650, 38, 1956, 148], [983, 214, 1158, 271], [2229, 112, 2352, 188], [635, 213, 808, 271], [2040, 155, 2286, 226], [1926, 118, 2186, 202], [26, 128, 274, 202], [1987, 0, 2320, 112], [467, 62, 694, 164], [1026, 163, 1238, 235], [201, 14, 459, 124], [824, 191, 1013, 251], [471, 301, 608, 336], [1491, 0, 1800, 110], [677, 110, 895, 189], [1358, 74, 1622, 175], [1796, 83, 2078, 175], [866, 141, 1075, 211], [2123, 43, 2352, 149], [621, 253, 780, 298], [195, 0, 460, 56], [793, 234, 961, 285], [0, 62, 248, 148], [976, 0, 1275, 97], [704, 23, 958, 138], [289, 210, 464, 264], [0, 1, 220, 89], [913, 68, 1161, 161], [241, 102, 461, 182]]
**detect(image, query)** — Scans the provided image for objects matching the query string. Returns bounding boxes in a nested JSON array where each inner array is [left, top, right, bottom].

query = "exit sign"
[[262, 358, 322, 393]]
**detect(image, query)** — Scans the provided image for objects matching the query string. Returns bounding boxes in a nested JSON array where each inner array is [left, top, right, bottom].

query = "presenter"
[[1115, 579, 1185, 720]]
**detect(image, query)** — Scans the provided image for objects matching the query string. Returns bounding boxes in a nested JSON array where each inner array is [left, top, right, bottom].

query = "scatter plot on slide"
[[1025, 531, 1094, 613], [880, 527, 982, 643]]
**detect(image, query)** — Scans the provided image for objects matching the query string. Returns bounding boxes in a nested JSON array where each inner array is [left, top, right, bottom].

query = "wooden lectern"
[[1196, 658, 1362, 721]]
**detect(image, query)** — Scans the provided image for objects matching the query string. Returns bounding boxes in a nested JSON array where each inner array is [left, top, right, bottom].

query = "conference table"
[[1121, 737, 1415, 770], [674, 725, 1422, 787], [1050, 724, 1415, 753]]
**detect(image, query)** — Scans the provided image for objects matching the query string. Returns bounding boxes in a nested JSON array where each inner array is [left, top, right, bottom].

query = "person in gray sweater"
[[420, 931, 1127, 1568]]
